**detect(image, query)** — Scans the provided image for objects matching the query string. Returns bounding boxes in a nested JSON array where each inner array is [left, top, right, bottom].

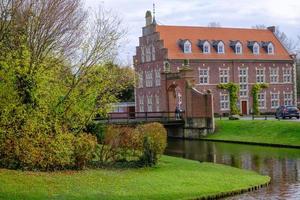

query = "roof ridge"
[[157, 24, 270, 32]]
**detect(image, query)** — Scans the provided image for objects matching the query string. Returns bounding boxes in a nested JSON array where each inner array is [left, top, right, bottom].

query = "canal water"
[[165, 139, 300, 200]]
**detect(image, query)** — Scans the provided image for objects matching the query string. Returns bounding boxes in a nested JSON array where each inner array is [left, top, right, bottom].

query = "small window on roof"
[[235, 42, 242, 54], [218, 42, 225, 54], [184, 40, 192, 53], [203, 41, 210, 54], [268, 43, 274, 54], [253, 42, 260, 55]]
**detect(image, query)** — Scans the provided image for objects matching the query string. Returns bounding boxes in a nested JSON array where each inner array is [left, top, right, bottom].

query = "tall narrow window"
[[220, 93, 229, 110], [270, 68, 278, 83], [219, 68, 229, 83], [258, 92, 266, 109], [235, 43, 242, 54], [141, 46, 145, 63], [253, 43, 260, 55], [199, 68, 209, 84], [256, 68, 265, 83], [145, 70, 153, 87], [138, 71, 143, 88], [184, 41, 192, 53], [239, 68, 248, 97], [267, 43, 274, 54], [155, 69, 161, 86], [155, 94, 160, 112], [139, 95, 144, 112], [283, 68, 292, 83], [217, 42, 225, 54], [271, 92, 279, 109], [151, 45, 156, 61], [203, 41, 210, 54], [284, 92, 293, 106], [147, 95, 153, 112]]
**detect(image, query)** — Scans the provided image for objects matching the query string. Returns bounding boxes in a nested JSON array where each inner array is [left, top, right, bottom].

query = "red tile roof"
[[155, 25, 292, 61]]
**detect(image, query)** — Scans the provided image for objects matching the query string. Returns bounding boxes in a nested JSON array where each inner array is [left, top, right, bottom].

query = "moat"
[[165, 139, 300, 199]]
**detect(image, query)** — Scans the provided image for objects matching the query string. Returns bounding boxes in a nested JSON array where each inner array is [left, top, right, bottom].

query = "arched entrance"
[[167, 83, 183, 115]]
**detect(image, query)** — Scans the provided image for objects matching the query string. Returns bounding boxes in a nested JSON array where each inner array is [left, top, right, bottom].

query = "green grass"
[[0, 156, 269, 200], [207, 119, 300, 146]]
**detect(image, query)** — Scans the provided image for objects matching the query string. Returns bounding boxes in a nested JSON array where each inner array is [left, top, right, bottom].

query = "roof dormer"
[[198, 40, 211, 54], [212, 40, 225, 54], [248, 41, 260, 55], [178, 39, 192, 53], [230, 40, 242, 54], [262, 41, 274, 54]]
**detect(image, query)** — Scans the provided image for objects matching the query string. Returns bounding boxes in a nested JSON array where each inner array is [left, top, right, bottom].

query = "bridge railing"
[[96, 111, 185, 124]]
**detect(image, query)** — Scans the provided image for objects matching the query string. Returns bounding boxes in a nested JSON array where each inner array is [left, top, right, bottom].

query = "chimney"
[[267, 26, 276, 33], [145, 10, 152, 26]]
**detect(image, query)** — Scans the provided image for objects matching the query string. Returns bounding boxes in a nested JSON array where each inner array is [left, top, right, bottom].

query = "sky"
[[85, 0, 300, 65]]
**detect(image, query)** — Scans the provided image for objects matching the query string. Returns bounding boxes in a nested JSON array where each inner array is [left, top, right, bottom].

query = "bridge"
[[95, 111, 185, 126]]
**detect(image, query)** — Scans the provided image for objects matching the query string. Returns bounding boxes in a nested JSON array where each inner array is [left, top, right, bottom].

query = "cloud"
[[85, 0, 300, 65]]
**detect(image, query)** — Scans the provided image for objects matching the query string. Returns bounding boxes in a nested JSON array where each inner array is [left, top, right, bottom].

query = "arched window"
[[235, 42, 242, 54], [151, 44, 156, 60], [184, 40, 192, 53], [253, 42, 260, 55], [217, 42, 225, 54], [267, 43, 274, 54], [203, 41, 210, 54]]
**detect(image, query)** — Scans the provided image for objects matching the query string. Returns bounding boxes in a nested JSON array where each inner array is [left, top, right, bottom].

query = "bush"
[[85, 122, 106, 143], [73, 133, 98, 169], [0, 131, 97, 171], [137, 123, 167, 166]]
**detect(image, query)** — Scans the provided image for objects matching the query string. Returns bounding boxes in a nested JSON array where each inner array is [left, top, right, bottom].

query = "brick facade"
[[134, 11, 297, 115]]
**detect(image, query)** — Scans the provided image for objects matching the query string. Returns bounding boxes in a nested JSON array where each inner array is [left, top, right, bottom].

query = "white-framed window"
[[217, 42, 225, 54], [145, 70, 153, 87], [258, 92, 266, 109], [239, 68, 248, 83], [240, 84, 248, 97], [203, 41, 210, 54], [139, 95, 144, 112], [284, 92, 293, 106], [184, 40, 192, 53], [239, 68, 248, 97], [138, 71, 143, 88], [271, 92, 280, 109], [151, 44, 156, 61], [141, 46, 145, 63], [267, 43, 274, 54], [155, 94, 160, 112], [155, 69, 161, 86], [235, 42, 242, 54], [147, 95, 153, 112], [253, 42, 260, 55], [270, 68, 278, 83], [256, 68, 265, 83], [283, 68, 292, 83], [219, 68, 229, 83], [199, 68, 209, 84], [146, 46, 151, 62], [220, 93, 229, 110]]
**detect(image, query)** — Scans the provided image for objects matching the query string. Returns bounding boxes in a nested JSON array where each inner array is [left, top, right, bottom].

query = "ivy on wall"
[[251, 83, 269, 115], [218, 82, 240, 115]]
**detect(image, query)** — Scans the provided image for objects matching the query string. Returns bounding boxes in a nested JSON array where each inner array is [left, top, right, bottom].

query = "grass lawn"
[[0, 156, 269, 200], [207, 119, 300, 147]]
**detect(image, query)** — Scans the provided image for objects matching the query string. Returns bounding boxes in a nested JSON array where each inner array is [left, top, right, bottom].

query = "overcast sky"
[[85, 0, 300, 65]]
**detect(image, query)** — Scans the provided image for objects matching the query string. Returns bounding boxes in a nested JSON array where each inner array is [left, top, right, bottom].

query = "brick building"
[[134, 11, 297, 115]]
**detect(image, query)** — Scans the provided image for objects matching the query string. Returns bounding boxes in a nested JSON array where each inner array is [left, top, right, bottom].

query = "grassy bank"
[[0, 156, 269, 200], [207, 120, 300, 147]]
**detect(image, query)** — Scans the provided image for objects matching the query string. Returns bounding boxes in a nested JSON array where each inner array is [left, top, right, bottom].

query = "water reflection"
[[165, 139, 300, 200]]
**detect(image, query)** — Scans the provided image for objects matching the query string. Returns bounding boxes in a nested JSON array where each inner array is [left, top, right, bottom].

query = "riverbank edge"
[[199, 138, 300, 149], [195, 180, 270, 200]]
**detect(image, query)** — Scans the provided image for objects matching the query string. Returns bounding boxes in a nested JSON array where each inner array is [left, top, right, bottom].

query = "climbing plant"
[[217, 82, 240, 115], [251, 83, 269, 115]]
